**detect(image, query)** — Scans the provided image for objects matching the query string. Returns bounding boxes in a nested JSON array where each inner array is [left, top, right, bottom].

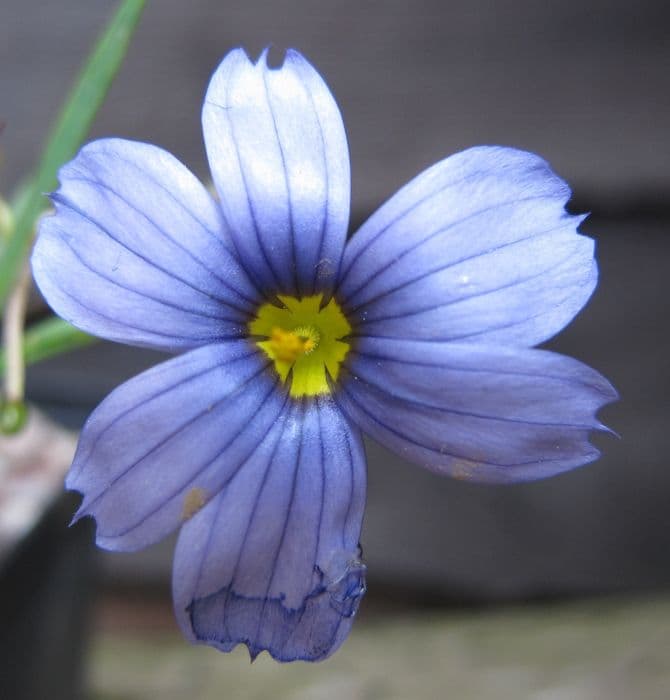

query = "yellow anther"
[[269, 326, 319, 363]]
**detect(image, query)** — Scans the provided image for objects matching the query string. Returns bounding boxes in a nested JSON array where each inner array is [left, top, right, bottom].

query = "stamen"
[[269, 326, 320, 363]]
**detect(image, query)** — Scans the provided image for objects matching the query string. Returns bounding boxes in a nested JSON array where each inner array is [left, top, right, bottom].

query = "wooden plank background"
[[1, 0, 668, 597]]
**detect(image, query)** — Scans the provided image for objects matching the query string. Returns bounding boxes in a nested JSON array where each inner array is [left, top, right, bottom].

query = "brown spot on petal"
[[182, 487, 208, 520]]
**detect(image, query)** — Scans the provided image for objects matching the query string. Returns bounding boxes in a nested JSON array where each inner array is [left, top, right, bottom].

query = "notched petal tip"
[[589, 390, 620, 430], [258, 45, 272, 67], [256, 46, 309, 72], [596, 423, 620, 439], [67, 495, 88, 528], [257, 45, 284, 70], [65, 489, 116, 550], [581, 368, 619, 437], [574, 211, 590, 226], [65, 479, 139, 552], [222, 45, 288, 73], [186, 552, 366, 662]]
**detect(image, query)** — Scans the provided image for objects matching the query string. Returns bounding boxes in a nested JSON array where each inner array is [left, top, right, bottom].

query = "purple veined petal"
[[173, 395, 367, 662], [32, 138, 262, 352], [202, 48, 351, 299], [335, 337, 617, 483], [337, 146, 597, 347], [67, 340, 291, 551]]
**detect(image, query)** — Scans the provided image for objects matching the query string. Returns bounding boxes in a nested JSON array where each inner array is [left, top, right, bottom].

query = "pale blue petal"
[[337, 146, 596, 346], [67, 341, 288, 550], [335, 337, 617, 483], [203, 49, 350, 299], [32, 138, 261, 352], [172, 395, 366, 662]]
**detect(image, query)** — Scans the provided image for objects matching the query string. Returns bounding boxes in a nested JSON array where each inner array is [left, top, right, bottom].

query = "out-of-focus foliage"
[[0, 0, 146, 306]]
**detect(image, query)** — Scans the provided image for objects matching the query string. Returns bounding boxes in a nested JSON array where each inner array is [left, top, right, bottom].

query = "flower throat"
[[249, 294, 351, 398]]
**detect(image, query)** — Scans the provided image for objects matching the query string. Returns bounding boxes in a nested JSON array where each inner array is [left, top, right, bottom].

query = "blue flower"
[[31, 48, 617, 662]]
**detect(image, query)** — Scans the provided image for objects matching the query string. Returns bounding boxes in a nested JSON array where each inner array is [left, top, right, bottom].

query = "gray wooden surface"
[[1, 0, 668, 209]]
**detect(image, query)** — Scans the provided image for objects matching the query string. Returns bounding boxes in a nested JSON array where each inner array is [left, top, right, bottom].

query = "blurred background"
[[1, 0, 669, 698]]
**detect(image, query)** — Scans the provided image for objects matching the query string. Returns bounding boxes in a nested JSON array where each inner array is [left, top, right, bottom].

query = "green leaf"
[[0, 0, 146, 306], [0, 317, 97, 376]]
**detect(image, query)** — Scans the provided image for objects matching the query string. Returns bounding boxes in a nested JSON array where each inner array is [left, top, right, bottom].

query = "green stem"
[[0, 317, 98, 376], [2, 264, 31, 402]]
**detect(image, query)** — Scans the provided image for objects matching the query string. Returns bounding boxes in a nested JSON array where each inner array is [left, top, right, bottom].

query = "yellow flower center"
[[249, 294, 351, 397]]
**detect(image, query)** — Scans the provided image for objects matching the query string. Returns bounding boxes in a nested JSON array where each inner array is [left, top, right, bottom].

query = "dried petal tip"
[[187, 556, 366, 662]]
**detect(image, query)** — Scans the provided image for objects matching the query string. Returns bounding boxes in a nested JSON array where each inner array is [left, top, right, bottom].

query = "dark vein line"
[[335, 380, 578, 470], [218, 62, 283, 292], [346, 347, 613, 397], [59, 234, 241, 322], [294, 65, 332, 297], [71, 345, 257, 483], [349, 268, 595, 344], [83, 361, 271, 515], [251, 399, 304, 654], [261, 67, 299, 296], [354, 241, 585, 325], [346, 218, 574, 314], [58, 176, 257, 311], [52, 191, 252, 316], [312, 397, 327, 576], [341, 416, 359, 549], [54, 280, 221, 347], [85, 143, 256, 275], [108, 376, 285, 539], [340, 365, 601, 431], [341, 194, 559, 306], [337, 164, 515, 285], [220, 404, 292, 636]]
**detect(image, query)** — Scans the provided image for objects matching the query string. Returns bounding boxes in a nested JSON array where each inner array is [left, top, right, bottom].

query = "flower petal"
[[172, 395, 367, 662], [337, 146, 596, 346], [202, 49, 350, 299], [32, 138, 261, 352], [67, 341, 289, 551], [335, 337, 617, 483]]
